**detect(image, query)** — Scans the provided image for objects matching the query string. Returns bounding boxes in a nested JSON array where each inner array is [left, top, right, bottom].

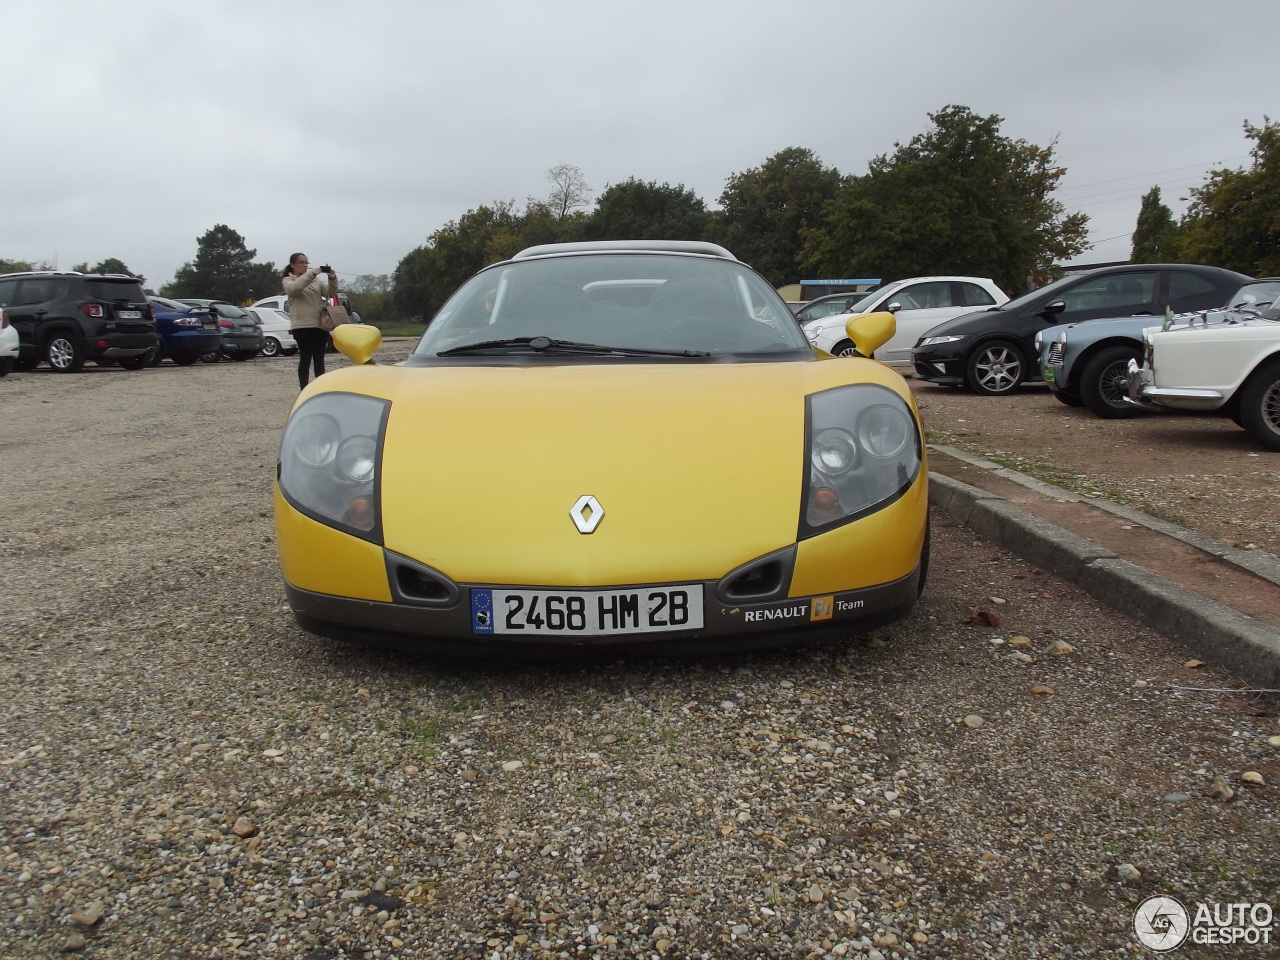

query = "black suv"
[[0, 271, 158, 372]]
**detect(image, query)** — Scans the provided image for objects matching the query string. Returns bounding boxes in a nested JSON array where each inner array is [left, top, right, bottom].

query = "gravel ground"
[[1, 351, 1278, 959]]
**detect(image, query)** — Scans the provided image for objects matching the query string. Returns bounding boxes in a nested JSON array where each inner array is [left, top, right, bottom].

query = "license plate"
[[203, 322, 218, 330], [472, 585, 703, 636], [118, 310, 142, 319]]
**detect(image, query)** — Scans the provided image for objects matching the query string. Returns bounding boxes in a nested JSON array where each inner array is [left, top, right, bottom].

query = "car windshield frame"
[[413, 252, 812, 362]]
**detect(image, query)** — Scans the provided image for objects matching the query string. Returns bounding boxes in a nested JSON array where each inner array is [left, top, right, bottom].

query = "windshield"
[[996, 273, 1083, 313], [416, 253, 810, 359], [1229, 281, 1280, 318], [150, 296, 188, 310], [86, 279, 147, 303]]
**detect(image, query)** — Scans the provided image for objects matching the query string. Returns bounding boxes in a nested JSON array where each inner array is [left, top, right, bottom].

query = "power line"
[[1058, 156, 1250, 194]]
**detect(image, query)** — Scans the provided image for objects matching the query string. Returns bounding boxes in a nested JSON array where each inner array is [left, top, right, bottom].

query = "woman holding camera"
[[282, 253, 337, 389]]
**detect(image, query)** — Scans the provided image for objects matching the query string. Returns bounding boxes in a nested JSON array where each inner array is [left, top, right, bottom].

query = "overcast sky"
[[4, 0, 1275, 292]]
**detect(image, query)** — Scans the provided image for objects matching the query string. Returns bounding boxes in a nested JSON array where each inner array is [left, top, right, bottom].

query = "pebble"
[[1116, 863, 1141, 882], [1242, 771, 1265, 786], [1008, 652, 1034, 663], [70, 903, 103, 927], [963, 714, 985, 729], [1045, 640, 1075, 655], [231, 817, 257, 838], [1163, 793, 1191, 803], [1268, 736, 1280, 748], [501, 760, 524, 772], [1009, 636, 1033, 647], [1210, 775, 1235, 801], [1030, 685, 1055, 696]]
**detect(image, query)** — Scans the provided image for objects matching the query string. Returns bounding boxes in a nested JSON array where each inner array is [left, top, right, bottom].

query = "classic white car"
[[802, 276, 1008, 367], [1127, 278, 1280, 450]]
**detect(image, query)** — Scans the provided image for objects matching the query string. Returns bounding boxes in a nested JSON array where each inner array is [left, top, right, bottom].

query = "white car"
[[245, 307, 298, 358], [0, 306, 18, 376], [1127, 278, 1280, 450], [802, 276, 1008, 367]]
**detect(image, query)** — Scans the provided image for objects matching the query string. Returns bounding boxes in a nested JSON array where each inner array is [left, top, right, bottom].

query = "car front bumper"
[[911, 351, 965, 384], [1125, 359, 1225, 411], [283, 565, 921, 656]]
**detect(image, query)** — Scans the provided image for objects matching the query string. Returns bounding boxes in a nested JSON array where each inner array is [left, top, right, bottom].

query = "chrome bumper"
[[1125, 359, 1225, 410]]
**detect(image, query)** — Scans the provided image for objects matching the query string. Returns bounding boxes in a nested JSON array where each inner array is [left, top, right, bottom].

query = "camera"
[[318, 264, 331, 273]]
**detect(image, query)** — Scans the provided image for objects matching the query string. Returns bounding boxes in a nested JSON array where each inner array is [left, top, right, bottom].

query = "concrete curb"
[[928, 443, 1280, 588], [929, 471, 1280, 691]]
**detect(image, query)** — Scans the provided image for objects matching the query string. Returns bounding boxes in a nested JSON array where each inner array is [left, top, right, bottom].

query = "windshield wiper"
[[437, 335, 711, 358]]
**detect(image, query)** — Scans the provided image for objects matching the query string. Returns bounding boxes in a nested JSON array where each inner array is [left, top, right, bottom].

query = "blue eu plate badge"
[[471, 589, 494, 634]]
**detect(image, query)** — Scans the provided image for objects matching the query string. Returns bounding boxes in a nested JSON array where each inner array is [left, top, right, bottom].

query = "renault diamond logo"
[[570, 495, 604, 534]]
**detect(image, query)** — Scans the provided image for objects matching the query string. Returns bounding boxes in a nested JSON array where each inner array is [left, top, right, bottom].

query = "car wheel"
[[118, 355, 149, 371], [46, 335, 85, 373], [261, 337, 281, 358], [0, 356, 13, 377], [831, 339, 864, 358], [1238, 359, 1280, 452], [148, 347, 164, 367], [1052, 388, 1084, 407], [1079, 346, 1142, 419], [964, 340, 1024, 395], [199, 350, 222, 364], [230, 351, 253, 361]]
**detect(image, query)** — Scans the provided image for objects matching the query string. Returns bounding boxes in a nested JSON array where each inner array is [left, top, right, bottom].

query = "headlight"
[[1033, 331, 1043, 351], [279, 393, 389, 540], [918, 334, 965, 347], [801, 385, 922, 536]]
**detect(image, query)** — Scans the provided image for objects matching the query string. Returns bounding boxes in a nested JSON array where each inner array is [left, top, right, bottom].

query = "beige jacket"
[[283, 269, 337, 330]]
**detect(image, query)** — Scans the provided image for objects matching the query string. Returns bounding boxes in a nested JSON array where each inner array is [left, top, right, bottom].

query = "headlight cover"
[[279, 392, 390, 542], [800, 385, 922, 538], [918, 334, 965, 347]]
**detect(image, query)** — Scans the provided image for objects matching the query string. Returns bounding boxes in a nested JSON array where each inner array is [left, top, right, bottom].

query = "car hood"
[[299, 358, 917, 585], [915, 306, 1004, 338]]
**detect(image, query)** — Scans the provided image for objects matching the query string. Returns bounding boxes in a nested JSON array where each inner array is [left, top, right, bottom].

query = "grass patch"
[[371, 322, 425, 338]]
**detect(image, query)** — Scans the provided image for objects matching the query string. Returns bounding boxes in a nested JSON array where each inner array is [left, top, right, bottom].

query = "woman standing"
[[282, 253, 337, 389]]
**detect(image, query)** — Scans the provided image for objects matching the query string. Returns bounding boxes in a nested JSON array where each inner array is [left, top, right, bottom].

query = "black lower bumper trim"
[[284, 567, 922, 659]]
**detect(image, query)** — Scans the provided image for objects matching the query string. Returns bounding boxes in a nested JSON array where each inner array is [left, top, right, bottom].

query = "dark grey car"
[[176, 299, 265, 361]]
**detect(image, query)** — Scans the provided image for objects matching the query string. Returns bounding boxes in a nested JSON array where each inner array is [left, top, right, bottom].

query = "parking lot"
[[1, 355, 1277, 959]]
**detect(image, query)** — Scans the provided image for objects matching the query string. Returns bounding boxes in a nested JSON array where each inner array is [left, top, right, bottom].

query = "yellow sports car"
[[276, 241, 928, 654]]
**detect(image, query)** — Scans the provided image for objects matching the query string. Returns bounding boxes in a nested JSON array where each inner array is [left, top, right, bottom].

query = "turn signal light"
[[81, 304, 104, 318], [345, 496, 376, 530], [812, 487, 841, 517]]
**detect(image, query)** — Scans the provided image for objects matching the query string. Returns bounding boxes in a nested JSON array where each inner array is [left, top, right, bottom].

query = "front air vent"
[[385, 552, 460, 607], [716, 546, 797, 604]]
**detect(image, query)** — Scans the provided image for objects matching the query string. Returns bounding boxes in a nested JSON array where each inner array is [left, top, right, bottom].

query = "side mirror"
[[885, 301, 902, 314], [332, 324, 382, 365], [844, 311, 895, 358], [1042, 300, 1067, 317]]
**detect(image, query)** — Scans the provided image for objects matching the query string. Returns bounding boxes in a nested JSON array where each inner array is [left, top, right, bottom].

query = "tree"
[[342, 274, 394, 325], [160, 224, 277, 303], [801, 106, 1088, 294], [584, 179, 710, 241], [393, 203, 525, 320], [715, 147, 845, 286], [72, 258, 144, 282], [1130, 187, 1178, 263], [546, 163, 591, 219], [1177, 119, 1280, 276]]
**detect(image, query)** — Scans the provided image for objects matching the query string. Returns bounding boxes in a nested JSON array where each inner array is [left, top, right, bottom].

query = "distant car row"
[[0, 269, 307, 375], [797, 263, 1277, 450]]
